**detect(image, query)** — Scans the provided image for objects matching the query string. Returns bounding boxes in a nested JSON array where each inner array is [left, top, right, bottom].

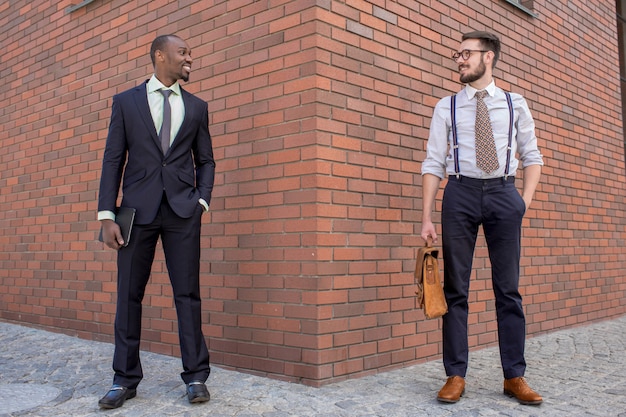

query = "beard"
[[459, 60, 486, 84], [179, 66, 190, 82], [179, 68, 190, 82]]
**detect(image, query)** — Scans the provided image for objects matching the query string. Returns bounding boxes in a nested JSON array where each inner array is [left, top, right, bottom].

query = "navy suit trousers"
[[441, 175, 527, 379], [112, 194, 210, 389]]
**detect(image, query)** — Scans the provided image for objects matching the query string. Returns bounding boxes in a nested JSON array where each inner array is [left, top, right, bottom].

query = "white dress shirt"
[[147, 75, 185, 144], [421, 81, 543, 179]]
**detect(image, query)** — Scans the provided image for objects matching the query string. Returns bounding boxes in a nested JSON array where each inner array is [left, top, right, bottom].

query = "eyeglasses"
[[452, 49, 488, 61]]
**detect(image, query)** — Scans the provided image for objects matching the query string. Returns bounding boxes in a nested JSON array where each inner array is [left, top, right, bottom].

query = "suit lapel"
[[169, 88, 194, 151], [132, 81, 161, 151], [131, 82, 195, 156]]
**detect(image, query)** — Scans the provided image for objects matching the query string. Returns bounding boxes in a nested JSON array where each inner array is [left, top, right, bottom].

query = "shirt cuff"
[[199, 198, 209, 212], [98, 211, 116, 221]]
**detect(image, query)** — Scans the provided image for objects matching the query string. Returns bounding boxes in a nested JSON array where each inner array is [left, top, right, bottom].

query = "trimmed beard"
[[460, 60, 486, 84]]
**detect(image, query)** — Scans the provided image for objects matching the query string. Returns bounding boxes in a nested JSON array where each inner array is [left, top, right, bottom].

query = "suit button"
[[162, 162, 167, 166]]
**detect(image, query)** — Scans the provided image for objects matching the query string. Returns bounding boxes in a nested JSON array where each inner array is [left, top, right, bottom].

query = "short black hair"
[[150, 34, 181, 66], [462, 31, 501, 68]]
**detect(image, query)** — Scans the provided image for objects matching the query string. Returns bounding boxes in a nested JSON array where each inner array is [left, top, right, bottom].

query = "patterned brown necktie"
[[474, 90, 499, 173], [159, 89, 172, 155]]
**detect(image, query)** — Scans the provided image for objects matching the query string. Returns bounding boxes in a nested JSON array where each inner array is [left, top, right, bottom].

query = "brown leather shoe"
[[437, 375, 465, 403], [503, 377, 542, 405]]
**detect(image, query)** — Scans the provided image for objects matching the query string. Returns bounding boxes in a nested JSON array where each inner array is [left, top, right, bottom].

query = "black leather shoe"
[[187, 381, 210, 403], [98, 385, 137, 409]]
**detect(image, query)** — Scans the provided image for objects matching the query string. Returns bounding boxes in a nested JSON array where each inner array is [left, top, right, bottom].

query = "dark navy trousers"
[[113, 195, 210, 389], [441, 175, 527, 379]]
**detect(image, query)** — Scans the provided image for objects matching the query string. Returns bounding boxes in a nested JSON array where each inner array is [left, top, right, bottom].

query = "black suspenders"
[[450, 92, 514, 178]]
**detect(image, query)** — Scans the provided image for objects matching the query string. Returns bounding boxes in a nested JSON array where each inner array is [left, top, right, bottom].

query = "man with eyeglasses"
[[420, 31, 544, 405]]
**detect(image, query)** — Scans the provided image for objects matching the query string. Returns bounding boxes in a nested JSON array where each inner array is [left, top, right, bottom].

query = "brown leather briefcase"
[[414, 243, 448, 319]]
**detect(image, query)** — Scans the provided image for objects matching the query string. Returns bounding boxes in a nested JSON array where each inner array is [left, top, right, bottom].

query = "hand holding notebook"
[[98, 207, 136, 248]]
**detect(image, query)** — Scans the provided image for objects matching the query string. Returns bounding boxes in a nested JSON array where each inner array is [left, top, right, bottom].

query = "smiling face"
[[455, 38, 493, 88], [154, 36, 193, 86]]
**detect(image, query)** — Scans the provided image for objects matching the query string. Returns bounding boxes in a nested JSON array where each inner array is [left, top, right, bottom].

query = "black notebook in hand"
[[98, 207, 136, 247]]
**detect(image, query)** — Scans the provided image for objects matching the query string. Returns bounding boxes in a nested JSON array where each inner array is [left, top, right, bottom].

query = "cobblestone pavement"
[[1, 316, 626, 417]]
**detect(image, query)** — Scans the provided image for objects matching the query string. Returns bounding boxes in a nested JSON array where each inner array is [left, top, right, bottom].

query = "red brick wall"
[[1, 0, 625, 386]]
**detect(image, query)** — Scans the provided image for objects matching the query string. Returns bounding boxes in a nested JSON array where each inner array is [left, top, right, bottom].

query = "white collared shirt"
[[147, 75, 185, 144], [421, 81, 543, 179]]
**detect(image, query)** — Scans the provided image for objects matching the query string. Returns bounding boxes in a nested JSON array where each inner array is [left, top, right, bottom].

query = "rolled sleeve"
[[514, 95, 544, 167], [421, 97, 450, 179]]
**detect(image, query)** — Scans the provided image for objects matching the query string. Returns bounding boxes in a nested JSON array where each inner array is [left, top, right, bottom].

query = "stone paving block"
[[1, 316, 626, 416]]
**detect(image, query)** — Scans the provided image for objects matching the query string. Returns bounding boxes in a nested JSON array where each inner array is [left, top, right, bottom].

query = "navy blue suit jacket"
[[98, 81, 215, 225]]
